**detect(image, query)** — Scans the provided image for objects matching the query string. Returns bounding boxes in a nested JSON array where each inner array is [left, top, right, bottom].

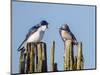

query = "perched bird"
[[17, 20, 48, 51], [59, 24, 77, 45]]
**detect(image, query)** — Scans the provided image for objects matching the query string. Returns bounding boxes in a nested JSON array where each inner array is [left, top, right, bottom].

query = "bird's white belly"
[[61, 30, 72, 40], [27, 31, 44, 43]]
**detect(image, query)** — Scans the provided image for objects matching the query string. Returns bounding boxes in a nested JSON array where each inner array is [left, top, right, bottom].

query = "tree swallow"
[[17, 20, 48, 51], [59, 24, 77, 45]]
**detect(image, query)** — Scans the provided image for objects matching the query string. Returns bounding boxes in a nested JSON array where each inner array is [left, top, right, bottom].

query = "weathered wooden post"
[[24, 44, 29, 74], [64, 40, 73, 70], [50, 41, 55, 71], [34, 44, 37, 72], [24, 43, 36, 73], [76, 42, 83, 70], [73, 56, 77, 70], [26, 43, 32, 73], [19, 50, 25, 73], [41, 43, 47, 72], [18, 42, 47, 73], [37, 43, 42, 72], [29, 43, 34, 73]]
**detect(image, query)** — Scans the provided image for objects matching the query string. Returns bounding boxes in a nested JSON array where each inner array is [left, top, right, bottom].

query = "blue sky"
[[12, 1, 96, 73]]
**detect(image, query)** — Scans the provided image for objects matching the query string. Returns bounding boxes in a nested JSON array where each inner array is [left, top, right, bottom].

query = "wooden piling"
[[76, 42, 83, 70], [24, 44, 29, 74], [37, 43, 42, 72], [41, 43, 47, 72], [19, 50, 25, 73], [50, 41, 55, 71], [18, 42, 46, 73], [73, 56, 77, 70], [18, 41, 84, 73], [64, 40, 73, 70], [34, 44, 37, 72], [29, 43, 34, 73]]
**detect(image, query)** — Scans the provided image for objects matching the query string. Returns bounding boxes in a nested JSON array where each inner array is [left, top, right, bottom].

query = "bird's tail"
[[17, 39, 26, 51]]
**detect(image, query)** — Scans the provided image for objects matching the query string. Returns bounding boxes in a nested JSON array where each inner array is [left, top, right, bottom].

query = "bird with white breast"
[[59, 24, 77, 45], [17, 20, 48, 51]]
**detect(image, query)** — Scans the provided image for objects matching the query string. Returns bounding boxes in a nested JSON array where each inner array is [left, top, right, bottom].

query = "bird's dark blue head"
[[40, 20, 48, 28], [59, 24, 70, 32], [41, 20, 48, 25], [29, 20, 48, 32]]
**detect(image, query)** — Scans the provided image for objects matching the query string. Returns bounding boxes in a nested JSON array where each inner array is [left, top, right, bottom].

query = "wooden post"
[[64, 40, 73, 70], [37, 43, 42, 72], [76, 42, 83, 70], [22, 42, 47, 73], [19, 50, 25, 73], [19, 51, 22, 73], [25, 43, 31, 73], [69, 42, 73, 70], [73, 56, 77, 70], [34, 44, 37, 72], [50, 41, 55, 71], [29, 43, 34, 73], [24, 44, 29, 74], [41, 43, 47, 72], [19, 42, 47, 74]]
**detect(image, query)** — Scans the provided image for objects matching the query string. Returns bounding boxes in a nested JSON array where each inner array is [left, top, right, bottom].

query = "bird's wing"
[[26, 24, 40, 39], [17, 24, 40, 51], [26, 28, 38, 39], [69, 31, 77, 41], [17, 28, 38, 51], [17, 38, 27, 51], [29, 24, 40, 32]]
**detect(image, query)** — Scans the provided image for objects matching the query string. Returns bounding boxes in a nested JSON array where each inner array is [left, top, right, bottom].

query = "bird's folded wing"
[[17, 24, 40, 51], [17, 38, 27, 51], [26, 27, 38, 39], [17, 29, 38, 51], [69, 32, 77, 41]]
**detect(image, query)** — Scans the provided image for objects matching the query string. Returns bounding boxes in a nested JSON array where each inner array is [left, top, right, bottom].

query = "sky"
[[12, 1, 96, 73]]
